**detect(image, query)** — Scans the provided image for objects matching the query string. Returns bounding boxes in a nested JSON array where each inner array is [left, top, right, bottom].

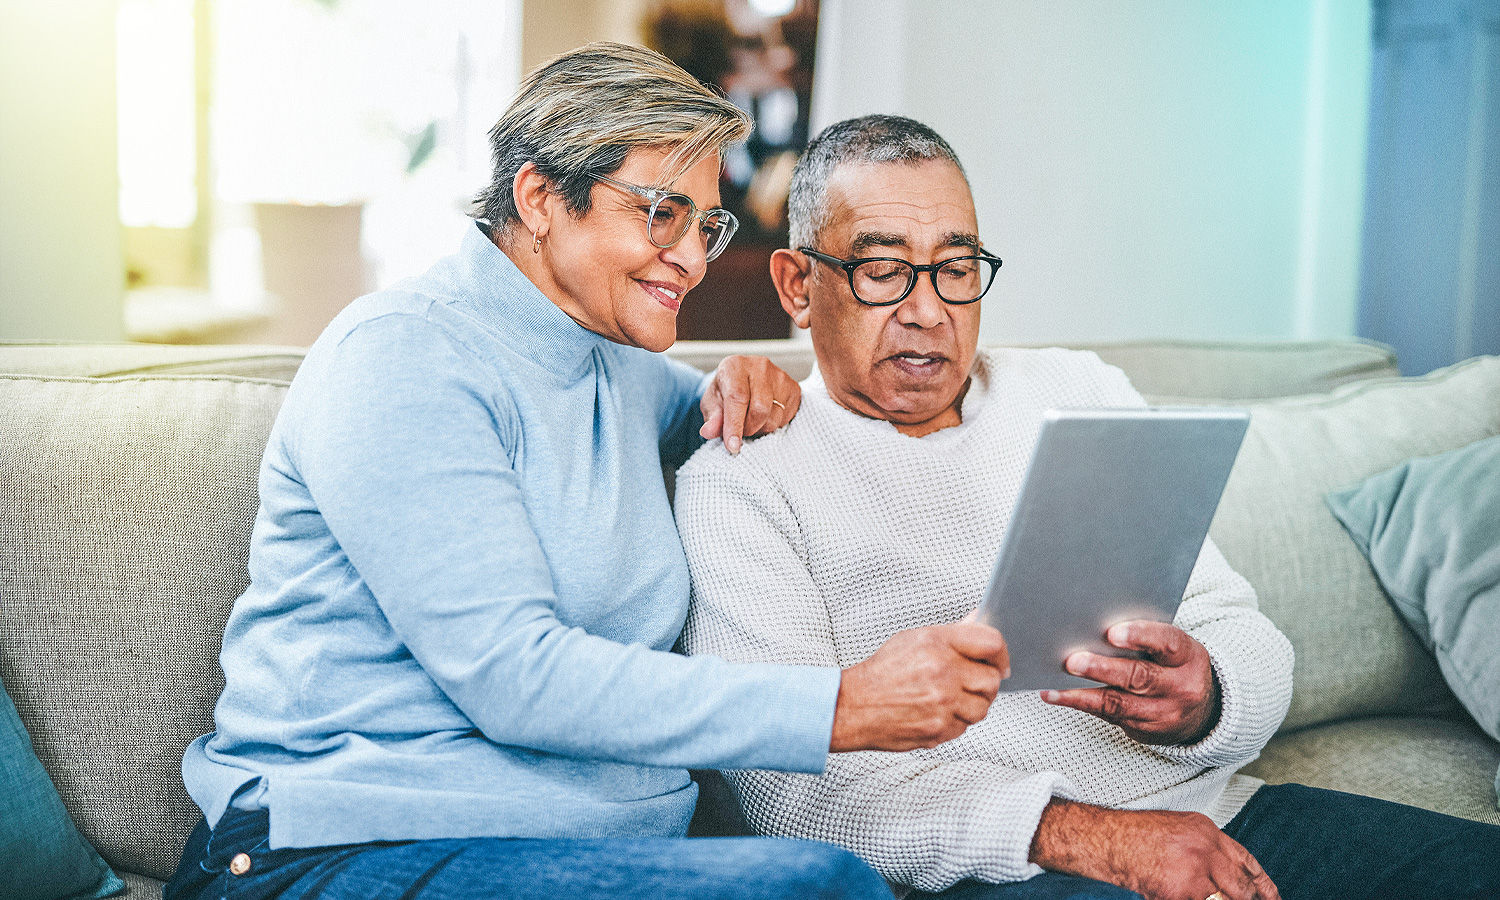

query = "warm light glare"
[[748, 0, 797, 17], [116, 0, 197, 228]]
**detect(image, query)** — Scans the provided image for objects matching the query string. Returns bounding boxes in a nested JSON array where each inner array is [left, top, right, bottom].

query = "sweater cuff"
[[744, 663, 842, 773]]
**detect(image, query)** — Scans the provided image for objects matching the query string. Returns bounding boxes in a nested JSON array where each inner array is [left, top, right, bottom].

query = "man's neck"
[[890, 377, 972, 438]]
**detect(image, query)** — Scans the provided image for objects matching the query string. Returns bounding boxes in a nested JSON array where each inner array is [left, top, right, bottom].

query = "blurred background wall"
[[0, 1, 127, 342], [813, 0, 1373, 347], [1, 0, 1495, 373]]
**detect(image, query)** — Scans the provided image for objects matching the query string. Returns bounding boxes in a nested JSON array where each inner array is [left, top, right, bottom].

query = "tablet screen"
[[977, 407, 1249, 692]]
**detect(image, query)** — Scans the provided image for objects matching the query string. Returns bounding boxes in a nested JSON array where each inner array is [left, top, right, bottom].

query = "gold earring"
[[533, 229, 543, 254]]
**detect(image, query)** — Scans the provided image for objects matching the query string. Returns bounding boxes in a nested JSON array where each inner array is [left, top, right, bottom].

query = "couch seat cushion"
[[1242, 716, 1500, 825]]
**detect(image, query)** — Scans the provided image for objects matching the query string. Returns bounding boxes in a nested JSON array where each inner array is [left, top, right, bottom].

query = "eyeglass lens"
[[852, 257, 995, 304], [648, 194, 737, 261]]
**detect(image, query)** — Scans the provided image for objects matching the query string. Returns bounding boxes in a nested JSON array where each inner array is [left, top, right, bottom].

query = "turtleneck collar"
[[446, 221, 611, 382]]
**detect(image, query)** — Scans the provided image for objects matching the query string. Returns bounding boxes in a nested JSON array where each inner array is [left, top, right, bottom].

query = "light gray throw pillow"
[[1326, 435, 1500, 806]]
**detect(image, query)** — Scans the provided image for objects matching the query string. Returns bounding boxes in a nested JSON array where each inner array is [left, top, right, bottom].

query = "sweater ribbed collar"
[[448, 221, 608, 382]]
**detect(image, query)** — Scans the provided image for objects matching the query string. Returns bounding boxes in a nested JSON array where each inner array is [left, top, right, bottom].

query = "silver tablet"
[[976, 407, 1249, 692]]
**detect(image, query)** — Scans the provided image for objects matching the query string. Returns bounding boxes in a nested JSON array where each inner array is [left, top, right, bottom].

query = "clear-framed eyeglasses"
[[799, 247, 1002, 306], [591, 173, 740, 262]]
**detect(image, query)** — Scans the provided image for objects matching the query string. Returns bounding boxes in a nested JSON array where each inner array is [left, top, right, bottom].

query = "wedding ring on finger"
[[1205, 892, 1228, 900], [771, 399, 786, 411]]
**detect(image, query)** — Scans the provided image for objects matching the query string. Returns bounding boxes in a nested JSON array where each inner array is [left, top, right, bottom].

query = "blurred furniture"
[[1, 336, 1496, 897]]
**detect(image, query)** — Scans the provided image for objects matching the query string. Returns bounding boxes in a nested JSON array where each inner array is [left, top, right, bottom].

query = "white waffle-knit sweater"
[[676, 347, 1294, 893]]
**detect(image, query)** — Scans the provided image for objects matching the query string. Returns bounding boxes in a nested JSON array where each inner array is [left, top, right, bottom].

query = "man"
[[676, 115, 1500, 900]]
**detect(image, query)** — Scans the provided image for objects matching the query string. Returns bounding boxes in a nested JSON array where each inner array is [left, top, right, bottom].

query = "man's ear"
[[769, 248, 813, 330], [512, 161, 555, 240]]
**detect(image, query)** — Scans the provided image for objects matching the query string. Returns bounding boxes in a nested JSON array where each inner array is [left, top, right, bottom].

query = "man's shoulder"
[[980, 344, 1113, 374], [678, 411, 811, 482]]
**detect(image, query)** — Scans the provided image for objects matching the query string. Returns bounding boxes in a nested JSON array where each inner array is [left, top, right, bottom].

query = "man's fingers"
[[1107, 620, 1194, 666], [1062, 650, 1165, 695], [944, 623, 1009, 672]]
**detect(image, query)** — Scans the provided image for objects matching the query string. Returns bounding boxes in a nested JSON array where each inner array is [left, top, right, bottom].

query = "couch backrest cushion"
[[0, 342, 306, 381], [0, 373, 287, 881], [1208, 356, 1500, 732]]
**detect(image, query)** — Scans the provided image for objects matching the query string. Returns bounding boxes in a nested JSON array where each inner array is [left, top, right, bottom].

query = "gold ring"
[[771, 399, 786, 410], [1205, 892, 1227, 900]]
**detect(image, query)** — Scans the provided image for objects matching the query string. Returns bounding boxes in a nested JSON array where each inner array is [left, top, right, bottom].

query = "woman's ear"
[[512, 161, 554, 240], [769, 248, 813, 330]]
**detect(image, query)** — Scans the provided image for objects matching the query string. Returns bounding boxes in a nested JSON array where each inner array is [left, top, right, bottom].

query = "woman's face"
[[541, 146, 723, 352]]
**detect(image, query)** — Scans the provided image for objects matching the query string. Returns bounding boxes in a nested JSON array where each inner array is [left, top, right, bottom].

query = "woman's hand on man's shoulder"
[[699, 355, 801, 454]]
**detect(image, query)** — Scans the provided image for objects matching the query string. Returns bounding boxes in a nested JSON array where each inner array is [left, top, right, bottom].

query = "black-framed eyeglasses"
[[799, 247, 1002, 306], [592, 173, 740, 262]]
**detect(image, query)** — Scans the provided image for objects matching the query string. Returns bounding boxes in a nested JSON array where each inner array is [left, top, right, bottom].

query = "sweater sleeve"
[[1086, 351, 1295, 764], [291, 314, 839, 773], [677, 449, 1074, 891]]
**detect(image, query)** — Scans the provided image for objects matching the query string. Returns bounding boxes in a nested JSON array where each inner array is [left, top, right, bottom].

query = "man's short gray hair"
[[787, 115, 967, 250]]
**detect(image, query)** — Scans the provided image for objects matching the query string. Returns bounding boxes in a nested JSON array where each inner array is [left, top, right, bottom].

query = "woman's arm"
[[291, 313, 838, 774]]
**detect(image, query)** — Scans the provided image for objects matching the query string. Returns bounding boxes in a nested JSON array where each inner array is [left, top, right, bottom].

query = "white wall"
[[0, 0, 125, 341], [811, 0, 1372, 345]]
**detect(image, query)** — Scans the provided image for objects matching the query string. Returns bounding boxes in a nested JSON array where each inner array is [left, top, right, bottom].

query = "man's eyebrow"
[[847, 231, 980, 255], [942, 232, 980, 252], [849, 231, 909, 255]]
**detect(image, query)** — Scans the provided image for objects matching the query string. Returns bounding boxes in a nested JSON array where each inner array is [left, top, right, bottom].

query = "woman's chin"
[[625, 321, 678, 353]]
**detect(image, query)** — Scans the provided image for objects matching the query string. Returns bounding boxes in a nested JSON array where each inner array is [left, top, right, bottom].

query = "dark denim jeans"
[[164, 807, 892, 900], [912, 783, 1500, 900]]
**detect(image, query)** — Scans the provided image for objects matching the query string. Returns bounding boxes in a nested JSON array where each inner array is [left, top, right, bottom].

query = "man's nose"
[[894, 274, 946, 328]]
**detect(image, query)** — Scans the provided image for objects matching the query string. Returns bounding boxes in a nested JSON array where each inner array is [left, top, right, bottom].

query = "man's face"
[[779, 159, 983, 437]]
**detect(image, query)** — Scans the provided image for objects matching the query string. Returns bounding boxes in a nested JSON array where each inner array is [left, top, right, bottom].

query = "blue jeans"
[[163, 807, 892, 900], [910, 783, 1500, 900]]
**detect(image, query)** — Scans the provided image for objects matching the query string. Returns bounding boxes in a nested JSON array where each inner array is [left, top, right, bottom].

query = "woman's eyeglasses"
[[592, 173, 740, 262]]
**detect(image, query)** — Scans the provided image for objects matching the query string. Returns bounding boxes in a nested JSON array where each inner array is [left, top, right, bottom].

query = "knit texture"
[[677, 348, 1294, 892]]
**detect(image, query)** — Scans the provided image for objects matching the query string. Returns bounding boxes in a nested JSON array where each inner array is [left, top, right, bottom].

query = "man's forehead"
[[821, 159, 977, 251]]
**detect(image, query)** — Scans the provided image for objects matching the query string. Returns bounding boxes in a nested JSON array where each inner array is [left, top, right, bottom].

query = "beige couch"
[[1, 337, 1496, 897]]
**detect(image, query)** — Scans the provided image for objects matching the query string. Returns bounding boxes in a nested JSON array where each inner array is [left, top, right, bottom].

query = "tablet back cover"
[[981, 408, 1248, 692]]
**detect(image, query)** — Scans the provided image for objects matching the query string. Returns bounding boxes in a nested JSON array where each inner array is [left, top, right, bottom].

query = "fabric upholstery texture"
[[114, 871, 164, 899], [0, 672, 124, 900], [0, 373, 288, 882], [1326, 436, 1500, 744], [1241, 716, 1500, 825], [1209, 356, 1500, 731]]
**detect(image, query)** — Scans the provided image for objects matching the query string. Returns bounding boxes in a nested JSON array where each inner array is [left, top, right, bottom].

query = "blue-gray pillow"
[[1326, 434, 1500, 804], [0, 673, 124, 899]]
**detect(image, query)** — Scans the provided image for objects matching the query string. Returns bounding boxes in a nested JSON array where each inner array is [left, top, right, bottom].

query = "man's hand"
[[1040, 621, 1218, 746], [1031, 800, 1279, 900], [699, 355, 801, 454], [830, 623, 1008, 752]]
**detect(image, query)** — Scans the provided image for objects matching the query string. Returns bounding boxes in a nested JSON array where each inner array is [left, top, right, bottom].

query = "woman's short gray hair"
[[787, 115, 968, 250], [473, 42, 751, 242]]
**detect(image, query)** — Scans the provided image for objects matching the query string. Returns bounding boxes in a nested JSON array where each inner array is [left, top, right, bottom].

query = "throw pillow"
[[1326, 434, 1500, 805], [0, 673, 124, 899]]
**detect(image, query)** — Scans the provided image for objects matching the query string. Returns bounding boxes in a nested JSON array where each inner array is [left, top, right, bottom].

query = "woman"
[[167, 43, 1003, 900]]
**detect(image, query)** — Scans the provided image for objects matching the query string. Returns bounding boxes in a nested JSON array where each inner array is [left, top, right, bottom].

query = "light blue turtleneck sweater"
[[182, 223, 840, 850]]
